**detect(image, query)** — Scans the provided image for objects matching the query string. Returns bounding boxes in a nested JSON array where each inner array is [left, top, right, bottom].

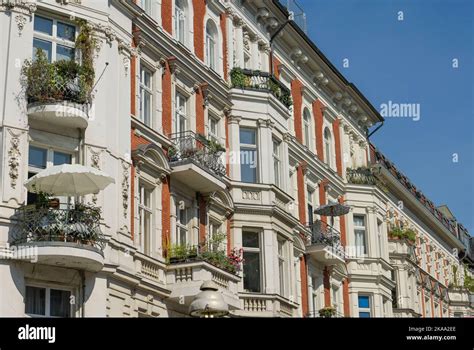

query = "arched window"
[[303, 108, 311, 148], [206, 19, 218, 71], [324, 127, 332, 166], [175, 0, 187, 44]]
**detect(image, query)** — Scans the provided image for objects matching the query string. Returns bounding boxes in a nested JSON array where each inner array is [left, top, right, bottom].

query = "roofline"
[[271, 0, 384, 123]]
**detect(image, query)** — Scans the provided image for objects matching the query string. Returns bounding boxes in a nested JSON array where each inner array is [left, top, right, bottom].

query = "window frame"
[[138, 182, 153, 255], [277, 235, 289, 298], [33, 14, 77, 63], [324, 127, 333, 167], [174, 0, 187, 45], [25, 284, 74, 318], [353, 215, 367, 257], [175, 92, 188, 135], [205, 19, 218, 71], [303, 109, 311, 148], [239, 127, 258, 183], [272, 138, 281, 188], [358, 294, 371, 318], [242, 230, 262, 293], [139, 63, 154, 127]]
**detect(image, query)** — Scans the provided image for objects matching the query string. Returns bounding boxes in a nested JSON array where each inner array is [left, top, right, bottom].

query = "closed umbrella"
[[25, 164, 115, 196]]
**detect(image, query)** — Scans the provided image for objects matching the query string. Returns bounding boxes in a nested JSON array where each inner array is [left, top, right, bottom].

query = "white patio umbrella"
[[25, 164, 115, 196]]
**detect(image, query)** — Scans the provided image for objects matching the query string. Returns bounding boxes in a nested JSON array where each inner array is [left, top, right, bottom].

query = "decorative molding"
[[0, 1, 37, 15], [227, 115, 241, 125], [242, 190, 261, 201], [121, 161, 130, 218], [7, 132, 21, 189], [15, 14, 26, 36]]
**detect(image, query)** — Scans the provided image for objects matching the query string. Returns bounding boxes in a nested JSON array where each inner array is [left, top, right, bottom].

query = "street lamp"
[[189, 281, 229, 318]]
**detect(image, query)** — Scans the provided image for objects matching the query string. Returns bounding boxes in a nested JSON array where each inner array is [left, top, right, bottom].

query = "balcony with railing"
[[235, 293, 299, 317], [230, 68, 293, 108], [22, 49, 93, 129], [11, 204, 105, 272], [306, 220, 346, 265], [168, 131, 227, 193]]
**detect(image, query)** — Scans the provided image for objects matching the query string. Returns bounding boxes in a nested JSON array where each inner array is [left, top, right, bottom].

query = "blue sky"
[[296, 0, 473, 231]]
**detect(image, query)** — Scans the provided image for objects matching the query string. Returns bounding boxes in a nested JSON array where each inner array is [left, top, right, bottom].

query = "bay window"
[[353, 215, 367, 256]]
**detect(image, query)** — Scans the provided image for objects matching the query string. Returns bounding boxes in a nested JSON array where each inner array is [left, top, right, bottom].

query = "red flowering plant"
[[227, 248, 244, 272]]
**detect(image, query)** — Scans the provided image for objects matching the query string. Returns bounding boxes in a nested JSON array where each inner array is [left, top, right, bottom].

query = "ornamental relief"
[[121, 161, 130, 218]]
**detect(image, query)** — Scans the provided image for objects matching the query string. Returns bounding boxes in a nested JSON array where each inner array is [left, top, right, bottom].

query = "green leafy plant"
[[230, 68, 249, 88], [319, 306, 336, 318], [464, 266, 474, 292], [21, 20, 96, 105], [389, 227, 416, 244]]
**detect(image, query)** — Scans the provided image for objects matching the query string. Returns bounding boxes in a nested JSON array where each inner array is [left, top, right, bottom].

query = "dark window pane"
[[243, 251, 260, 293], [29, 146, 47, 168], [358, 295, 370, 308], [359, 312, 371, 318], [34, 16, 53, 35], [53, 152, 71, 165], [308, 204, 313, 225], [25, 286, 46, 315], [243, 231, 259, 248], [50, 289, 71, 317], [56, 45, 75, 61], [240, 128, 256, 145], [27, 172, 38, 205], [33, 39, 52, 62], [57, 22, 76, 41]]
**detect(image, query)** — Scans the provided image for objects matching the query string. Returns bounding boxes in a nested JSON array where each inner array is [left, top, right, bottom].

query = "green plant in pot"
[[319, 306, 336, 318]]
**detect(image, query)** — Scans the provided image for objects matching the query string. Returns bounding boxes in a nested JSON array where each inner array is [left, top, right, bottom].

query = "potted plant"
[[319, 306, 336, 318]]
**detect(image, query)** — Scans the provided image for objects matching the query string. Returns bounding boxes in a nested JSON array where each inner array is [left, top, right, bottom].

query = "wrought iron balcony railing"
[[230, 68, 293, 108], [346, 167, 378, 186], [168, 131, 226, 177], [13, 205, 105, 250], [308, 220, 342, 247]]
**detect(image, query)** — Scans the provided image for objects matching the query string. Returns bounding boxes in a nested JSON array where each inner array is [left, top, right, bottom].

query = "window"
[[425, 296, 431, 317], [307, 187, 314, 226], [303, 109, 311, 148], [208, 221, 223, 252], [175, 0, 186, 45], [272, 139, 281, 188], [139, 64, 153, 126], [175, 93, 187, 134], [332, 287, 340, 314], [353, 215, 367, 256], [324, 127, 332, 166], [138, 183, 152, 255], [205, 20, 218, 71], [28, 145, 73, 205], [140, 0, 153, 16], [240, 128, 258, 183], [358, 295, 371, 318], [33, 15, 76, 62], [209, 116, 219, 141], [242, 231, 261, 293], [176, 201, 189, 245], [278, 236, 288, 297], [25, 285, 72, 317]]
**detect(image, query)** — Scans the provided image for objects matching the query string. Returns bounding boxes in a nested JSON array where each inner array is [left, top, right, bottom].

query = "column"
[[228, 115, 241, 180], [258, 118, 273, 184], [233, 18, 244, 68]]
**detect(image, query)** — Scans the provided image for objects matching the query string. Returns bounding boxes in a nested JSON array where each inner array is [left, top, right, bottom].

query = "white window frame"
[[303, 109, 311, 148], [242, 230, 262, 293], [25, 284, 74, 318], [239, 128, 258, 183], [277, 236, 288, 298], [140, 0, 153, 17], [175, 0, 186, 45], [175, 200, 189, 246], [139, 64, 153, 127], [353, 215, 367, 257], [205, 20, 218, 71], [33, 14, 76, 62], [138, 183, 153, 255], [175, 92, 187, 135], [358, 294, 371, 317], [272, 138, 281, 188], [208, 115, 219, 141], [324, 127, 333, 167]]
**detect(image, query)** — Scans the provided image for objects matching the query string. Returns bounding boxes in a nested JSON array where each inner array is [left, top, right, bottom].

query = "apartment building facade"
[[0, 0, 472, 318]]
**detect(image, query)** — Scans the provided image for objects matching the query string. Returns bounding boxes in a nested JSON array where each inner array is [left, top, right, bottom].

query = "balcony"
[[230, 68, 293, 108], [234, 293, 299, 317], [306, 220, 346, 265], [12, 204, 105, 272], [165, 260, 241, 312], [168, 131, 226, 193], [346, 167, 378, 185], [22, 50, 93, 129]]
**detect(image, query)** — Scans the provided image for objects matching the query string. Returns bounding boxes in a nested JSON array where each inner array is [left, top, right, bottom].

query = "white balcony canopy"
[[25, 164, 115, 196]]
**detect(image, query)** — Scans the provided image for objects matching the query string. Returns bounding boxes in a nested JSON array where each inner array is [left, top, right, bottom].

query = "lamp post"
[[189, 281, 229, 318]]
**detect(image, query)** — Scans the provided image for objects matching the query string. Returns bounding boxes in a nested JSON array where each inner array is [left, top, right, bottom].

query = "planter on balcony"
[[230, 68, 293, 108], [21, 28, 95, 129], [12, 204, 105, 271]]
